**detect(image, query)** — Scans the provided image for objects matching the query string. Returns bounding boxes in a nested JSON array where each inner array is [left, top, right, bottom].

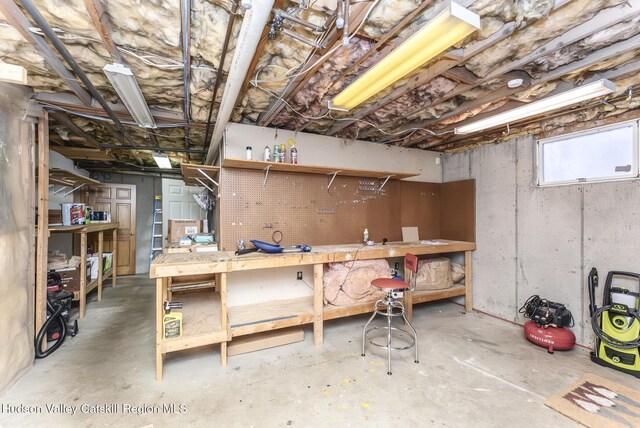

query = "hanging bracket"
[[195, 177, 214, 192], [63, 183, 85, 197], [263, 165, 271, 189], [378, 175, 392, 192], [327, 171, 341, 189], [196, 168, 219, 187], [53, 184, 70, 195]]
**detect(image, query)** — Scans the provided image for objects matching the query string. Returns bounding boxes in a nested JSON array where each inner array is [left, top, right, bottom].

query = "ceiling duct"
[[205, 0, 276, 165]]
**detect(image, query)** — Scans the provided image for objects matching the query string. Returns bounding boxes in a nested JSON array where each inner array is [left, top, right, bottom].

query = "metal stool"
[[362, 253, 419, 375]]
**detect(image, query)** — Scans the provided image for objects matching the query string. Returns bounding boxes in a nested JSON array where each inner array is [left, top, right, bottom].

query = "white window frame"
[[537, 120, 640, 187]]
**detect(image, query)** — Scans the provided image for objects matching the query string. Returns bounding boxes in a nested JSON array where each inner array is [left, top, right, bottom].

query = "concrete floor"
[[1, 275, 638, 427]]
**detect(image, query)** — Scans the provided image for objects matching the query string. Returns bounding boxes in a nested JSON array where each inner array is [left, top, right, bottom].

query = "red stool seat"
[[371, 278, 409, 290]]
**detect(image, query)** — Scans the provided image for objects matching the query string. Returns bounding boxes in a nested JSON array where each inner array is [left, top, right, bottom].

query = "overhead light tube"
[[331, 1, 480, 110], [103, 63, 157, 128], [454, 79, 617, 135], [153, 153, 172, 169]]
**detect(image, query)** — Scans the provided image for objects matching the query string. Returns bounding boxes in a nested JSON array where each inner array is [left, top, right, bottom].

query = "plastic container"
[[290, 145, 298, 164], [263, 145, 271, 162], [273, 144, 279, 163], [363, 228, 369, 242], [246, 146, 252, 160]]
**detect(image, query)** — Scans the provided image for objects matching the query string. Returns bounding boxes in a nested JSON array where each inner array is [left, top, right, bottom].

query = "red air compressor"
[[519, 295, 576, 353]]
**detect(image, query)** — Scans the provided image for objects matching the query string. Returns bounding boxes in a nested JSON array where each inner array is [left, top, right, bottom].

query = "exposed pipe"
[[341, 0, 350, 46], [101, 144, 205, 154], [274, 9, 327, 32], [205, 0, 276, 165], [181, 0, 191, 153], [19, 0, 130, 141], [281, 27, 325, 49], [203, 1, 239, 151]]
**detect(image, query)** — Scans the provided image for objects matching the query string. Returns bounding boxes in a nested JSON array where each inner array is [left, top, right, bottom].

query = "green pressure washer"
[[588, 268, 640, 378]]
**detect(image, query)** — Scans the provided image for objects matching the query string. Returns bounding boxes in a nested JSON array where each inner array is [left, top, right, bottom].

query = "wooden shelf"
[[411, 284, 466, 303], [222, 158, 420, 180], [38, 167, 100, 187], [180, 163, 220, 189], [160, 290, 226, 354], [229, 296, 314, 337], [48, 222, 119, 233]]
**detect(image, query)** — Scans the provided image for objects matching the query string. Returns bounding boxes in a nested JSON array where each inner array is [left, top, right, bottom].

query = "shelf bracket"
[[196, 168, 219, 187], [195, 177, 214, 192], [263, 165, 271, 189], [53, 184, 70, 195], [378, 175, 392, 192], [63, 183, 85, 197], [327, 171, 341, 189]]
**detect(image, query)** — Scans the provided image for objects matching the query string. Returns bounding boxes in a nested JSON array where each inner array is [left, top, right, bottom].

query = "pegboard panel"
[[219, 169, 408, 251]]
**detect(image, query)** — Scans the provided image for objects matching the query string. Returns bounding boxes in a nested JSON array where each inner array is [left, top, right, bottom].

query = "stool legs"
[[387, 303, 392, 375], [361, 294, 419, 375], [361, 306, 378, 357]]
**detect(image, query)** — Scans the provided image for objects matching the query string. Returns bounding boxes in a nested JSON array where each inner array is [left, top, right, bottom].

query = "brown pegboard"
[[218, 169, 475, 251], [219, 169, 403, 250]]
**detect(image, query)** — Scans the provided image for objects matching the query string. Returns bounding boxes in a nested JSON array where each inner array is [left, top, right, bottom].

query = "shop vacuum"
[[588, 268, 640, 378], [35, 271, 78, 358]]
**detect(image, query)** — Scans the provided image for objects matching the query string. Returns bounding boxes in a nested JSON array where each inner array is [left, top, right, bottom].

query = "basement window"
[[537, 121, 639, 186]]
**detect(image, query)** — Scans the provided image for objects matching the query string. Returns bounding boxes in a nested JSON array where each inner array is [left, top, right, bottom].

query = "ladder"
[[150, 196, 163, 263]]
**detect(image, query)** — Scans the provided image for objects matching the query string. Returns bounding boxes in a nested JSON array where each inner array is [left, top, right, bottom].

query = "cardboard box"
[[168, 219, 201, 243], [53, 263, 91, 294]]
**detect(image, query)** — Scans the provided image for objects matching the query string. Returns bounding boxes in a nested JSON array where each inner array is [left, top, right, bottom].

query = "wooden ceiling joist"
[[49, 110, 102, 149], [50, 146, 115, 161], [324, 0, 573, 137], [83, 0, 124, 63], [257, 2, 370, 127], [371, 0, 640, 143], [0, 0, 93, 105]]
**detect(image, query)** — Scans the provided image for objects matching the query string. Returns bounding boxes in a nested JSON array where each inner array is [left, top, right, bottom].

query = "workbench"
[[48, 222, 119, 318], [150, 240, 475, 380]]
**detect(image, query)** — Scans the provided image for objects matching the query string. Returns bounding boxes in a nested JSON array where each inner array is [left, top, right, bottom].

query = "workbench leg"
[[112, 228, 117, 287], [156, 278, 164, 380], [220, 343, 227, 368], [219, 273, 228, 367], [465, 251, 473, 312], [80, 232, 87, 318], [97, 231, 104, 301], [313, 264, 324, 346]]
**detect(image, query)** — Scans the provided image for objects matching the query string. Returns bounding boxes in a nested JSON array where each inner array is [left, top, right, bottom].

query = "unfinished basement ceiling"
[[1, 0, 640, 172]]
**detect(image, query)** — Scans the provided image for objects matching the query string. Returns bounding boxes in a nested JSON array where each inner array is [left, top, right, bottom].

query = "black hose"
[[35, 299, 67, 359], [592, 305, 640, 349]]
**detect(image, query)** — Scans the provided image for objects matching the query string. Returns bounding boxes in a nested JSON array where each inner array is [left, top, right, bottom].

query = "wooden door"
[[161, 178, 207, 246], [87, 184, 137, 275]]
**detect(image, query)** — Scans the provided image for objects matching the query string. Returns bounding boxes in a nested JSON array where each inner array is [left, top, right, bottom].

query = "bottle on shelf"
[[263, 145, 271, 162], [273, 144, 279, 163], [290, 144, 298, 164], [246, 146, 252, 160], [363, 228, 369, 243], [279, 144, 286, 163]]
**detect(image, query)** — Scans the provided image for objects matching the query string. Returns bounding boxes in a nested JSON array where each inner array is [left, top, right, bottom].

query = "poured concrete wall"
[[443, 135, 640, 346]]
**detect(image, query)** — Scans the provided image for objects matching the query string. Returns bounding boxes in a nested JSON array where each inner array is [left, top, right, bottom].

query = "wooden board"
[[181, 163, 220, 187], [160, 290, 225, 353], [229, 296, 314, 336], [50, 146, 114, 161], [222, 158, 420, 180], [227, 327, 304, 356], [48, 222, 119, 233], [150, 252, 232, 278], [440, 179, 476, 242]]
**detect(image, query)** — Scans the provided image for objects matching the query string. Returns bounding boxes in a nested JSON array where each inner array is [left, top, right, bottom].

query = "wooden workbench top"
[[150, 240, 476, 278]]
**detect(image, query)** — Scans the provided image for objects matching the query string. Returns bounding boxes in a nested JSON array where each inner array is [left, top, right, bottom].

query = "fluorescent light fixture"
[[454, 79, 617, 135], [103, 63, 156, 128], [153, 153, 172, 169], [331, 1, 480, 111]]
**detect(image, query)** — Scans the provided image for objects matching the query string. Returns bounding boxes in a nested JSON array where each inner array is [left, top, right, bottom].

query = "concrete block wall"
[[443, 135, 640, 346]]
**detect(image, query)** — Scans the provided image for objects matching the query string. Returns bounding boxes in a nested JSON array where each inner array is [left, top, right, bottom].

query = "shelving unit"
[[150, 240, 475, 380], [48, 222, 119, 318], [38, 167, 100, 196]]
